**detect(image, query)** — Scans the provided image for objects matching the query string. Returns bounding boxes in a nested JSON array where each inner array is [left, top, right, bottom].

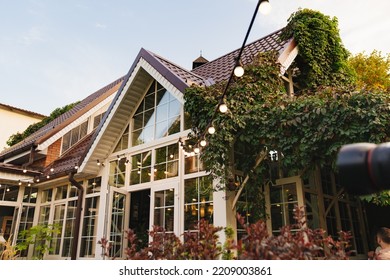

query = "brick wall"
[[44, 138, 62, 167]]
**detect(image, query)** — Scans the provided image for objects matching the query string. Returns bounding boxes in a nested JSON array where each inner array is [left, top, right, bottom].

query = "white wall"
[[0, 107, 45, 151]]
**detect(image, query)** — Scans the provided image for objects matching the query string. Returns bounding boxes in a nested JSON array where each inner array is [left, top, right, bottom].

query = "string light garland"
[[180, 0, 272, 155]]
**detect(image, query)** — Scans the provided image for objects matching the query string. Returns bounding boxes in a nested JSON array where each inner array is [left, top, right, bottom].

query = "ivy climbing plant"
[[184, 9, 390, 209], [280, 9, 356, 91]]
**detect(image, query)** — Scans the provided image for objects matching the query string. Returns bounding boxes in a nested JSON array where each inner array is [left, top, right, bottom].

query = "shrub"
[[99, 207, 351, 260]]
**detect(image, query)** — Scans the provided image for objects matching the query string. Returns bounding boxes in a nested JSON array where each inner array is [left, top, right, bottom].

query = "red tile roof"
[[191, 28, 288, 83], [146, 50, 212, 86], [42, 132, 94, 179], [0, 77, 124, 160]]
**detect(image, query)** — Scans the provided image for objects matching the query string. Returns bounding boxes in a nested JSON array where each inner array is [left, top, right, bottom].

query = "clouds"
[[20, 26, 46, 45]]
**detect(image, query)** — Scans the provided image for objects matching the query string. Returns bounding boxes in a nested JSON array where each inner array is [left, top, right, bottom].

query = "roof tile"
[[191, 28, 288, 83]]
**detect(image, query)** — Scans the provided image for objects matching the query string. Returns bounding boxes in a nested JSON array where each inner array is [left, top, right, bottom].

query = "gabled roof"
[[78, 48, 198, 175], [78, 30, 295, 175], [192, 28, 289, 83], [0, 103, 46, 119], [0, 77, 124, 161]]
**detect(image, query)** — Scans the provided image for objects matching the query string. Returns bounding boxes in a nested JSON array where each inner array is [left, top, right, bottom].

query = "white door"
[[150, 183, 179, 235]]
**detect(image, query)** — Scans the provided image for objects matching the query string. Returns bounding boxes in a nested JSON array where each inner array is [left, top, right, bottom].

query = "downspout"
[[68, 171, 84, 260]]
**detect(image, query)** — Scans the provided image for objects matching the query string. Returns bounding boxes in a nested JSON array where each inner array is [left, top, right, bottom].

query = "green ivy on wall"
[[184, 9, 390, 207]]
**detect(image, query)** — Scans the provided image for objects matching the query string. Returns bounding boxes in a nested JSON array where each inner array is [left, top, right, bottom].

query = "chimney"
[[192, 53, 209, 69]]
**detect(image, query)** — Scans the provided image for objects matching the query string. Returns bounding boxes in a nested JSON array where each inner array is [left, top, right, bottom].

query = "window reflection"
[[131, 80, 182, 146]]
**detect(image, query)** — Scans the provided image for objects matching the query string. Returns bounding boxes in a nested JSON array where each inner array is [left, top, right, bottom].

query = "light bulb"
[[200, 139, 207, 147], [219, 103, 228, 113], [234, 65, 244, 77], [194, 147, 200, 154], [208, 126, 215, 134], [259, 0, 271, 15]]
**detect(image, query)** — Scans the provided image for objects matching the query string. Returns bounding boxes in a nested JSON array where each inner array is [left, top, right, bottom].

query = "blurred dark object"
[[336, 143, 390, 195]]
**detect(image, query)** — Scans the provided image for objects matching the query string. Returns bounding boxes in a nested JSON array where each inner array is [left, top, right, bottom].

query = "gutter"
[[68, 172, 84, 260]]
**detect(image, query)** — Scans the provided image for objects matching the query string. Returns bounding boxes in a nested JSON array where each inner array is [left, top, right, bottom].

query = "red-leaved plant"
[[99, 207, 351, 260], [237, 207, 351, 260]]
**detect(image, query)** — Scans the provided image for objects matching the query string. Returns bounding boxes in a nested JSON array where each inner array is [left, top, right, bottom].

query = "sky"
[[1, 0, 389, 116]]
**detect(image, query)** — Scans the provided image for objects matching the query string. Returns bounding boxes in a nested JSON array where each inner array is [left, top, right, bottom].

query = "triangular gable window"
[[131, 80, 181, 146]]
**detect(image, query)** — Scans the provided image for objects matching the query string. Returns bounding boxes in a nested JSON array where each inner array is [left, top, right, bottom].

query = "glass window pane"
[[133, 114, 143, 130], [270, 187, 281, 204], [167, 117, 180, 135], [55, 186, 68, 200], [156, 103, 168, 121], [283, 184, 297, 203], [154, 208, 163, 227], [167, 161, 178, 178], [143, 125, 154, 143], [169, 99, 181, 118], [145, 93, 155, 111], [271, 204, 283, 230], [0, 185, 18, 201], [41, 189, 53, 203], [165, 208, 174, 231], [155, 121, 168, 139], [155, 146, 167, 164], [87, 177, 101, 194], [166, 189, 174, 206]]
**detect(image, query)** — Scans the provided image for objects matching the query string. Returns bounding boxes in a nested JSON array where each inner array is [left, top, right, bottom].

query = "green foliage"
[[184, 9, 390, 206], [6, 102, 79, 147], [361, 191, 390, 206], [349, 50, 390, 92], [280, 9, 355, 90], [185, 51, 285, 185], [16, 224, 61, 260]]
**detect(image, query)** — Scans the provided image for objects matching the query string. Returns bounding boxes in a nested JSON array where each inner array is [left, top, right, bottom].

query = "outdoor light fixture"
[[181, 0, 272, 156], [219, 103, 228, 113], [259, 0, 272, 15], [208, 126, 216, 134], [234, 61, 245, 77]]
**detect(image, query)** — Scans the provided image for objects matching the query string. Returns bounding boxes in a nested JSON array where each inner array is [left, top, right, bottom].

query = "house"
[[0, 103, 46, 151], [0, 28, 369, 259]]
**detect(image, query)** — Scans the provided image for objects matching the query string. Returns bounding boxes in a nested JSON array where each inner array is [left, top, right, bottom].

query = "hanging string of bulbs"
[[179, 0, 272, 154]]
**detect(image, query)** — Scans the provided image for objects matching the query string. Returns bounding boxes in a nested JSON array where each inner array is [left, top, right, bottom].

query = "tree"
[[349, 50, 390, 92]]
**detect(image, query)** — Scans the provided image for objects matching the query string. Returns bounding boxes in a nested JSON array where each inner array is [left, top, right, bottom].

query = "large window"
[[155, 144, 179, 180], [184, 176, 214, 230], [130, 151, 152, 185], [131, 80, 181, 146], [40, 185, 79, 258], [110, 192, 126, 258], [80, 178, 101, 258], [109, 158, 126, 188], [62, 120, 89, 153], [114, 126, 129, 153], [0, 184, 19, 201]]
